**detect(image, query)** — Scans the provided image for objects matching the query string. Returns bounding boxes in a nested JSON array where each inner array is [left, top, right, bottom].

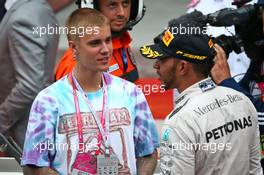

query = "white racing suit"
[[160, 78, 263, 175]]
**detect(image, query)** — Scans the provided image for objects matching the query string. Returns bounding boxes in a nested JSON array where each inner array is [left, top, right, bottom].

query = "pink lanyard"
[[70, 72, 110, 155]]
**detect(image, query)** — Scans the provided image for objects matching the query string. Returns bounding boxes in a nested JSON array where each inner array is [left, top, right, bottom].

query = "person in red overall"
[[55, 0, 145, 82]]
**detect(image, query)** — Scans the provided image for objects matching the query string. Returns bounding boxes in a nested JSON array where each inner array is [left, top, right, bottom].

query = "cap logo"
[[176, 50, 207, 60], [162, 30, 174, 47], [176, 51, 183, 55], [140, 45, 163, 59], [183, 53, 207, 60]]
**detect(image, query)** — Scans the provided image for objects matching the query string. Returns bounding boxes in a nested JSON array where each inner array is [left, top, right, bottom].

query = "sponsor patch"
[[205, 116, 252, 143], [199, 79, 215, 92], [162, 128, 171, 141], [193, 94, 243, 116]]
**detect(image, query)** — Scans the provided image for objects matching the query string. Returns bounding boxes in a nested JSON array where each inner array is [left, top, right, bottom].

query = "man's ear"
[[177, 60, 189, 76], [68, 41, 78, 58], [68, 41, 76, 50]]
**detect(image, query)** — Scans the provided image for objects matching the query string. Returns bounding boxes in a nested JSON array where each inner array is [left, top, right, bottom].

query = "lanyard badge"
[[97, 154, 119, 175], [70, 71, 118, 175]]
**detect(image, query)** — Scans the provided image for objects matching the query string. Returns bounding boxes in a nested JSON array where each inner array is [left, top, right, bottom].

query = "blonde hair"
[[66, 8, 109, 42]]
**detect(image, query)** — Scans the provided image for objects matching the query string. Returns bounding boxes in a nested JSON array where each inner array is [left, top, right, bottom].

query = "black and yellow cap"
[[140, 28, 216, 64]]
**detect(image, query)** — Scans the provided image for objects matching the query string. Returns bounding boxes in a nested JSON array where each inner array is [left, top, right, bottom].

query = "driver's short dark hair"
[[192, 62, 213, 78]]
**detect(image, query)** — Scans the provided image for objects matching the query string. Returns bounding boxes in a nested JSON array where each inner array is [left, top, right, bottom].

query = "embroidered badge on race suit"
[[127, 48, 137, 66], [199, 79, 216, 92], [162, 128, 172, 141]]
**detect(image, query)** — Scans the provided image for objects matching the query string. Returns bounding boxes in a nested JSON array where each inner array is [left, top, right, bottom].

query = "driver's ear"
[[177, 60, 189, 76]]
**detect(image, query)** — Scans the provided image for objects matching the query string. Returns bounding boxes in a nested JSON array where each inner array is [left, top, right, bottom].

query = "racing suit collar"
[[175, 77, 216, 104]]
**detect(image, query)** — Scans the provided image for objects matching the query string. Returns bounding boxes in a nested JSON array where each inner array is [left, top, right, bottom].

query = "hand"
[[210, 44, 231, 84], [23, 166, 60, 175], [136, 149, 158, 175]]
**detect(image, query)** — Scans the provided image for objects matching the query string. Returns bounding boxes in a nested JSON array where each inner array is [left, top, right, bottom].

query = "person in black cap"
[[140, 13, 263, 175]]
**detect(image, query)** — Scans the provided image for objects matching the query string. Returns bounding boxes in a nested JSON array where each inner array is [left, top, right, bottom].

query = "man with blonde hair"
[[21, 8, 159, 175]]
